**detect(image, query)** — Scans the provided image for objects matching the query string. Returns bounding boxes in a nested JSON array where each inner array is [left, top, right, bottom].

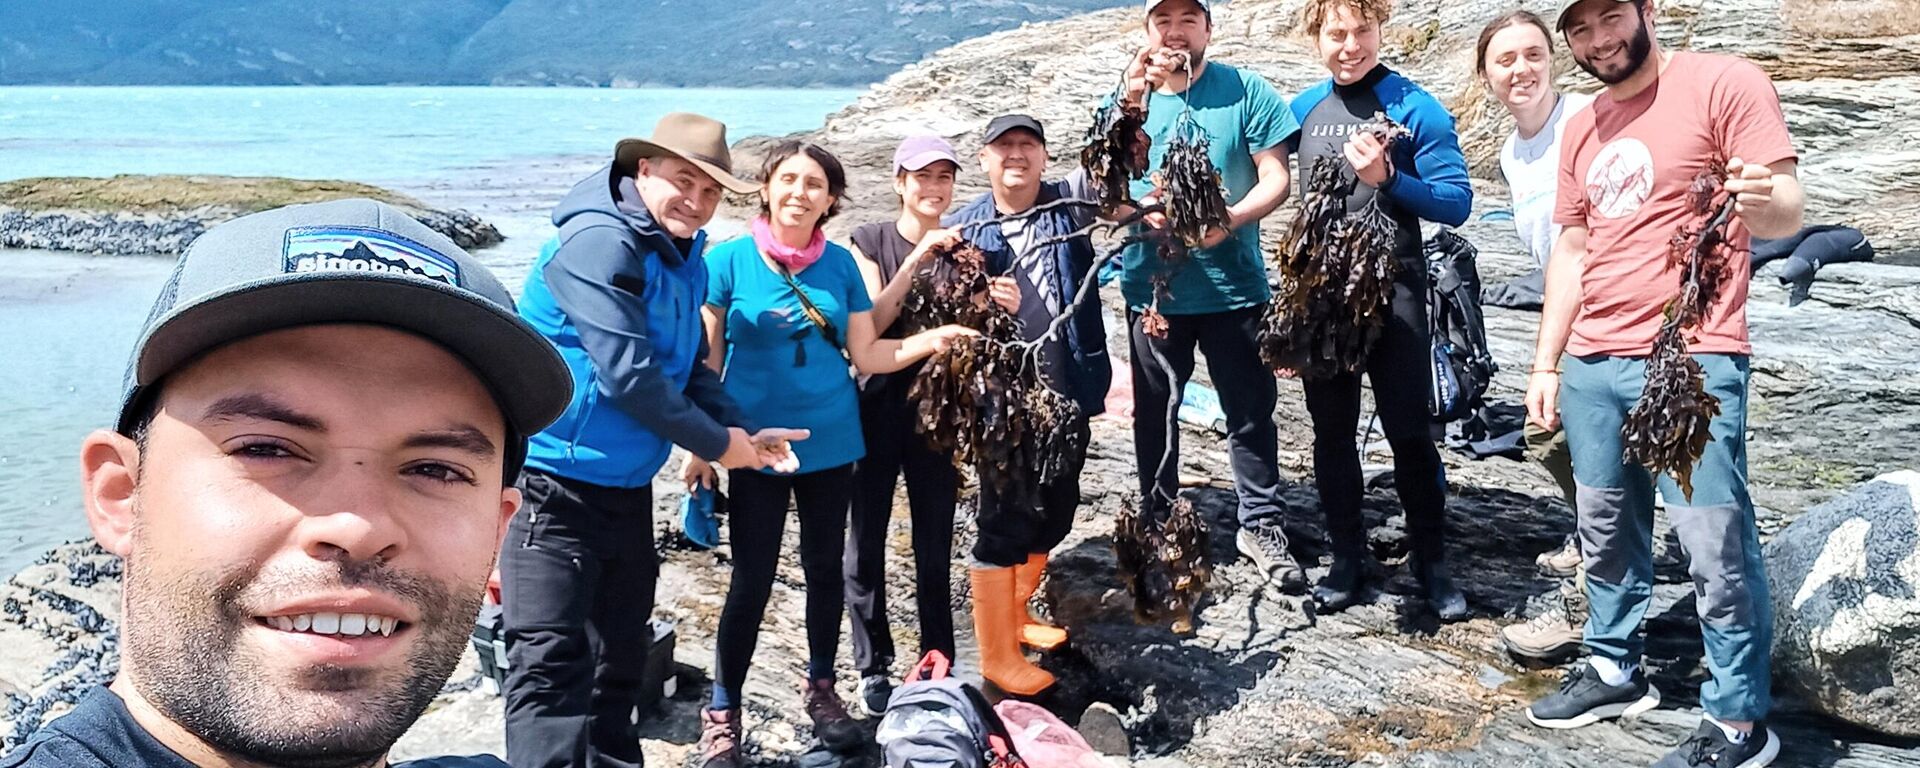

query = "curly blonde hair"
[[1299, 0, 1394, 37]]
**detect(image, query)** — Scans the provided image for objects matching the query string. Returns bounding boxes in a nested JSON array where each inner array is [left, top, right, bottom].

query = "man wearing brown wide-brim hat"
[[498, 111, 809, 768], [614, 111, 759, 194]]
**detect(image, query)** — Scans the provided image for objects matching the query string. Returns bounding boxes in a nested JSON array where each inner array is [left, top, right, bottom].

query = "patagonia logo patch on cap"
[[283, 227, 461, 285]]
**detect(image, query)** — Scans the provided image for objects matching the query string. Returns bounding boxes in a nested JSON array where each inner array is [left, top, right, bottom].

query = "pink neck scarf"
[[751, 216, 826, 272]]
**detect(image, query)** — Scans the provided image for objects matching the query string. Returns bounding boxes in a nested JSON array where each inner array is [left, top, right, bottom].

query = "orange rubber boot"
[[970, 566, 1056, 696], [1014, 553, 1068, 650]]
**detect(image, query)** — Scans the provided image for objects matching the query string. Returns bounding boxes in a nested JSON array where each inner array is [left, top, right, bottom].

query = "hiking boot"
[[1413, 554, 1468, 622], [1501, 605, 1583, 661], [698, 708, 744, 768], [1536, 534, 1582, 578], [1313, 553, 1368, 612], [1526, 662, 1662, 729], [856, 672, 892, 718], [1236, 526, 1306, 593], [1654, 720, 1782, 767], [802, 678, 865, 752]]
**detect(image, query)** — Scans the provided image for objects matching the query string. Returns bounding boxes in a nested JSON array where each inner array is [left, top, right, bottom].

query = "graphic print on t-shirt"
[[1585, 137, 1654, 220]]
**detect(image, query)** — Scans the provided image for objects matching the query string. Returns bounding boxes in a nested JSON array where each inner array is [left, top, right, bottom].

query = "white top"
[[1499, 91, 1595, 269]]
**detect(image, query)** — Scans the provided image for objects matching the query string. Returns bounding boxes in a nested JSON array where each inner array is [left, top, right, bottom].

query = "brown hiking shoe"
[[698, 708, 743, 768], [802, 678, 865, 752]]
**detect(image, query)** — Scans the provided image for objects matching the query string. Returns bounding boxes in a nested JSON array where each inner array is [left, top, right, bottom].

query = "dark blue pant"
[[1128, 305, 1289, 531], [500, 470, 655, 768], [973, 418, 1091, 567]]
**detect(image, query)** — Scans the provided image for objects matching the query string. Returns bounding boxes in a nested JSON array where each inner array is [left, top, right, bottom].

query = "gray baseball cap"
[[117, 198, 571, 475], [1556, 0, 1634, 29]]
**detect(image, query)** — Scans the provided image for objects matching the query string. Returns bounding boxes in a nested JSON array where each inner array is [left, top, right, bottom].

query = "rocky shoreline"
[[0, 175, 503, 255], [3, 0, 1919, 764]]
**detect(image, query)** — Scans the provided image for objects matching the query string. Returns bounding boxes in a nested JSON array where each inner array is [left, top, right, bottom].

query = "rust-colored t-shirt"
[[1556, 51, 1797, 356]]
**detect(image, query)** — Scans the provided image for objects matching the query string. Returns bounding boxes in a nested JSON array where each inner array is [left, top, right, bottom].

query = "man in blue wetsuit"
[[1284, 0, 1474, 619], [4, 199, 574, 767]]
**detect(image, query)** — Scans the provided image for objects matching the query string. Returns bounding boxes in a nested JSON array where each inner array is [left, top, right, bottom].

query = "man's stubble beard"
[[120, 516, 481, 768]]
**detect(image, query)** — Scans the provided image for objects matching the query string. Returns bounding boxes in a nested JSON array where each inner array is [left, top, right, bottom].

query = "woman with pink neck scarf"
[[687, 141, 972, 765]]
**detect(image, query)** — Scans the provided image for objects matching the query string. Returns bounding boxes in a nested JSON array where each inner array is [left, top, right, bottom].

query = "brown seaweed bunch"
[[1624, 164, 1737, 500], [1623, 317, 1720, 499], [1155, 129, 1232, 249], [1258, 115, 1406, 378], [1082, 100, 1151, 216], [901, 239, 994, 332], [1114, 494, 1212, 634], [908, 304, 1087, 514]]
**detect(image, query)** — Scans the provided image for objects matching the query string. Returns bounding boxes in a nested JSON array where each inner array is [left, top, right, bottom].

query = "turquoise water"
[[0, 86, 860, 181], [0, 86, 859, 576]]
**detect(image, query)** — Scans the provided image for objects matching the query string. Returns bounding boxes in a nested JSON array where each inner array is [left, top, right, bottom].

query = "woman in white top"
[[1477, 8, 1593, 662], [1480, 10, 1594, 297]]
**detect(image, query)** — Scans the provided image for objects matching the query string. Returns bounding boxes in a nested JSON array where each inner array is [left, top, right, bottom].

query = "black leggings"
[[845, 391, 959, 674], [1302, 260, 1448, 561], [712, 464, 854, 707]]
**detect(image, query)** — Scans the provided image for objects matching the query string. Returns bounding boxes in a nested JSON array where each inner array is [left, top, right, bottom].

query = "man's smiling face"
[[95, 323, 517, 767]]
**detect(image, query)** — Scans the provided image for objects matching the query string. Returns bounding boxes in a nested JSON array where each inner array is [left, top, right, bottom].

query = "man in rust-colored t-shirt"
[[1519, 0, 1805, 765]]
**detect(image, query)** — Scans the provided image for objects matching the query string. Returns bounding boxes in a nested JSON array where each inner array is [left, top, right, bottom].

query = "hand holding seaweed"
[[1623, 162, 1737, 499], [1258, 112, 1409, 377]]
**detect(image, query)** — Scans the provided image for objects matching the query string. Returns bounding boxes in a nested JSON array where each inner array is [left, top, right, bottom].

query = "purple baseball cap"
[[892, 135, 961, 174]]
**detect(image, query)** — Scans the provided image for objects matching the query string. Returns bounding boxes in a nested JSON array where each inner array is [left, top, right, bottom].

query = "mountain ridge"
[[0, 1, 1135, 87]]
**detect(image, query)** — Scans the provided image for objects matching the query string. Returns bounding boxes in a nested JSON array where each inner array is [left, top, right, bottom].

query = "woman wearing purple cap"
[[841, 134, 1019, 715]]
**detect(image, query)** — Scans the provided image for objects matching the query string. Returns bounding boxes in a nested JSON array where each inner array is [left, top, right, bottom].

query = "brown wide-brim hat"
[[615, 112, 759, 194]]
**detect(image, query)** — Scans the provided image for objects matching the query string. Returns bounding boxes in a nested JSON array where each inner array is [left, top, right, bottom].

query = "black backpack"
[[1425, 229, 1498, 423], [876, 652, 1027, 768]]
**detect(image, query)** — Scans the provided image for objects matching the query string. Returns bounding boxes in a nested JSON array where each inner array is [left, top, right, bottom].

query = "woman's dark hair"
[[1474, 9, 1553, 78], [757, 140, 847, 226]]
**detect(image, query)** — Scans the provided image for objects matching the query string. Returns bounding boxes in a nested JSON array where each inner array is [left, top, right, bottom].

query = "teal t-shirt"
[[1121, 61, 1299, 315], [705, 235, 873, 473]]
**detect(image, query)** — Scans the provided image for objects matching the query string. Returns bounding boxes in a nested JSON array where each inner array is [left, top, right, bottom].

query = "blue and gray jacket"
[[1289, 65, 1472, 263], [518, 164, 755, 488], [947, 172, 1111, 416]]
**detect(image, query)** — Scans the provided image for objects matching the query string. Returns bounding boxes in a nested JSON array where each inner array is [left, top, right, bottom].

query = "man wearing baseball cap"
[[1522, 0, 1802, 765], [946, 114, 1109, 697], [3, 199, 571, 767], [503, 112, 808, 768], [1119, 0, 1307, 591], [841, 133, 1004, 714]]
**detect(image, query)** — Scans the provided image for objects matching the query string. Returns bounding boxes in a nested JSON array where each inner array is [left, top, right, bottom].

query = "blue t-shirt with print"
[[705, 235, 873, 474], [1121, 61, 1299, 315]]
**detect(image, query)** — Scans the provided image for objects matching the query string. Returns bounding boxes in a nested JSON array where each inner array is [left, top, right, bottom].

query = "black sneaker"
[[856, 673, 892, 717], [1654, 721, 1781, 767], [1525, 662, 1662, 729], [1236, 526, 1306, 593]]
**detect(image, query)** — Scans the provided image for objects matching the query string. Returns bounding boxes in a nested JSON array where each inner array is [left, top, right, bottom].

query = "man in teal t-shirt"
[[1122, 0, 1305, 591]]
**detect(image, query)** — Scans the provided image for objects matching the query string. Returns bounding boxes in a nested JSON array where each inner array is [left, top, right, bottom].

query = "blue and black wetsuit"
[[1286, 65, 1472, 575]]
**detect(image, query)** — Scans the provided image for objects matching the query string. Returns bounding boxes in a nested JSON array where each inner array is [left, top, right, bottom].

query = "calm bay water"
[[0, 86, 860, 576]]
